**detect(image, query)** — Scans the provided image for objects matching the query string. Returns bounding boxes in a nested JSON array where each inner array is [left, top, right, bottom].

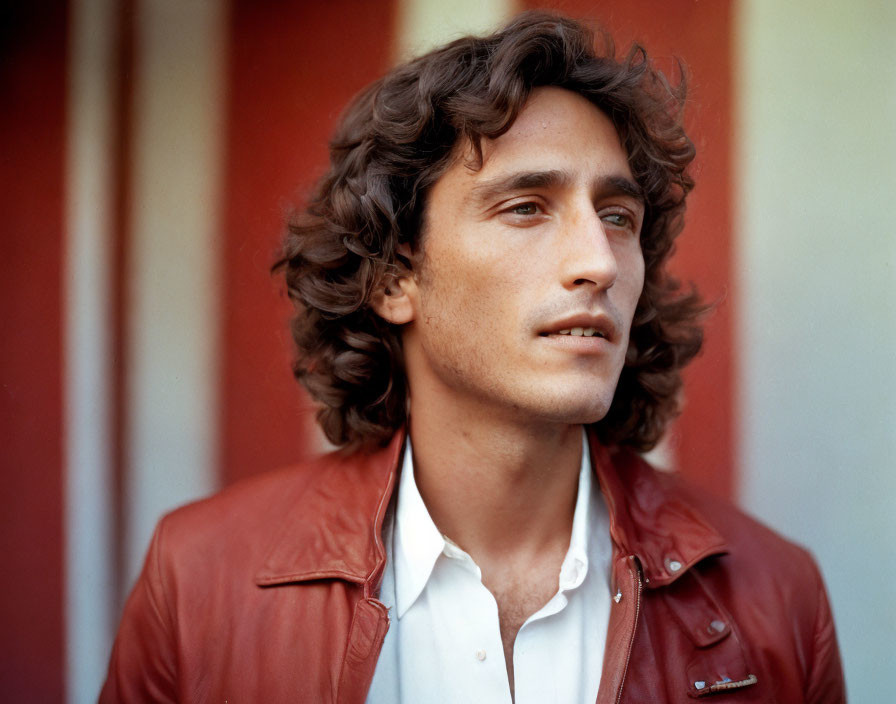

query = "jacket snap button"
[[667, 559, 682, 572], [613, 590, 622, 603], [694, 681, 706, 690], [708, 619, 726, 634]]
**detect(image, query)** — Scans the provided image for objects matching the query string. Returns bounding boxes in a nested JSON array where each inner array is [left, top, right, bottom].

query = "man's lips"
[[538, 313, 618, 343]]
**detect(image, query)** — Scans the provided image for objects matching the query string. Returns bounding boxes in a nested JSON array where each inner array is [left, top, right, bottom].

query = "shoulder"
[[148, 434, 402, 582], [682, 484, 844, 700], [151, 449, 354, 575], [618, 453, 844, 700], [161, 456, 322, 539], [668, 470, 820, 577], [103, 441, 401, 702], [668, 469, 831, 627], [638, 457, 844, 699], [618, 448, 821, 580], [609, 447, 831, 635]]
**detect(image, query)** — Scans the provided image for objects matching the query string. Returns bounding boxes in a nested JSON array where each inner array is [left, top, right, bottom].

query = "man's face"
[[400, 86, 645, 427]]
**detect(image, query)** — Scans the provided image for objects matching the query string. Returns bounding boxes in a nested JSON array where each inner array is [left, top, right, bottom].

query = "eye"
[[509, 202, 540, 216], [604, 213, 631, 227], [601, 212, 632, 228], [498, 200, 549, 228]]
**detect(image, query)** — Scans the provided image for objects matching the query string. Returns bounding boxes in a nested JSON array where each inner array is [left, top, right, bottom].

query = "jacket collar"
[[587, 429, 728, 588], [255, 431, 404, 590], [255, 427, 727, 589]]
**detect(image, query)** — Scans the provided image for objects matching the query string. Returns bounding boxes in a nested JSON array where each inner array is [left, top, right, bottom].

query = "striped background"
[[1, 0, 893, 701]]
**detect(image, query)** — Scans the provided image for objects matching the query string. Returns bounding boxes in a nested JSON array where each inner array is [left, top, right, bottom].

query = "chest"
[[370, 547, 610, 704], [481, 543, 571, 637], [490, 574, 561, 654]]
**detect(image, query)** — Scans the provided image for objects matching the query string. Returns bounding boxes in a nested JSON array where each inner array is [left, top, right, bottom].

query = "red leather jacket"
[[101, 430, 845, 702]]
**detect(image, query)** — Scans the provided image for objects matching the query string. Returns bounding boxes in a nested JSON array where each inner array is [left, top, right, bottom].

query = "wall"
[[3, 0, 890, 699], [0, 4, 67, 700], [736, 1, 896, 700]]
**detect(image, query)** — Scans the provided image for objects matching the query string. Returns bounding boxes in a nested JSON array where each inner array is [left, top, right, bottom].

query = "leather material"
[[100, 429, 845, 703]]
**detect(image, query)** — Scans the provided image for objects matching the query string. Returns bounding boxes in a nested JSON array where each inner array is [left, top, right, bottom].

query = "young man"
[[101, 12, 845, 703]]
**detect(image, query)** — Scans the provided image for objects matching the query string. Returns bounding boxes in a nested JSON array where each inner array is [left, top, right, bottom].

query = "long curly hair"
[[275, 11, 704, 452]]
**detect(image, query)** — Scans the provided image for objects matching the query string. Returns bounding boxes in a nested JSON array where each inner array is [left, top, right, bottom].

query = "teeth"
[[554, 327, 604, 338]]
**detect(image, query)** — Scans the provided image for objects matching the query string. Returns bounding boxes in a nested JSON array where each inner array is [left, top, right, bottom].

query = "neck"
[[407, 395, 584, 563]]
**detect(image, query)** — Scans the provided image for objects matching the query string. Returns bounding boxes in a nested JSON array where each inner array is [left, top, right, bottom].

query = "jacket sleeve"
[[99, 519, 179, 703], [805, 561, 846, 704]]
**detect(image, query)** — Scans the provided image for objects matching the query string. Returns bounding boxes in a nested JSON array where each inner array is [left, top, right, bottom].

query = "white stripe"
[[125, 0, 228, 583], [735, 1, 896, 701], [394, 0, 517, 63], [64, 0, 116, 701]]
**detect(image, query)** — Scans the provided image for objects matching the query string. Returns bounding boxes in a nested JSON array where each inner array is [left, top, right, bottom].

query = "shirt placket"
[[438, 545, 513, 704]]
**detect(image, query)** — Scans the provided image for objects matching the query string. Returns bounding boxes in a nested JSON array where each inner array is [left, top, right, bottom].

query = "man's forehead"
[[450, 87, 632, 177], [500, 86, 621, 142], [412, 86, 643, 249]]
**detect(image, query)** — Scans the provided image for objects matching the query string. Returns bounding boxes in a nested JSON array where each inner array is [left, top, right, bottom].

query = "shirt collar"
[[393, 440, 446, 618], [393, 430, 599, 618], [253, 426, 726, 593], [557, 431, 593, 591]]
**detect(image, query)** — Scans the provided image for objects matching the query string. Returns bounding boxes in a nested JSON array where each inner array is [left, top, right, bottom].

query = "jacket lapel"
[[587, 434, 729, 586], [254, 431, 404, 589], [588, 430, 759, 701]]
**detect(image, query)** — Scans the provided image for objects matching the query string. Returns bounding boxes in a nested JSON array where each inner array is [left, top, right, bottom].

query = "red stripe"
[[0, 1, 68, 699], [110, 0, 136, 610], [522, 1, 737, 499], [218, 2, 734, 498], [218, 0, 397, 485]]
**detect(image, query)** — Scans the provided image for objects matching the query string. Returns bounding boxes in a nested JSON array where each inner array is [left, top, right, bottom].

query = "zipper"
[[615, 555, 643, 704]]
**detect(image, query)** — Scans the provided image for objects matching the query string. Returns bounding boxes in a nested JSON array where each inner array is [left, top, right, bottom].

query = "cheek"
[[621, 250, 646, 314], [424, 240, 524, 309], [417, 254, 490, 335]]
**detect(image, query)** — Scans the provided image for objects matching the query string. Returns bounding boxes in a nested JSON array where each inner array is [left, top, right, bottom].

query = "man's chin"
[[529, 397, 613, 427]]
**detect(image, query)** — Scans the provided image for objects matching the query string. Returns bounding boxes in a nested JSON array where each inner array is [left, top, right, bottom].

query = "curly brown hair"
[[275, 11, 704, 452]]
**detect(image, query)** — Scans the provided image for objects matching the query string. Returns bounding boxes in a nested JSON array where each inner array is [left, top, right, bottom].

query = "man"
[[101, 12, 845, 703]]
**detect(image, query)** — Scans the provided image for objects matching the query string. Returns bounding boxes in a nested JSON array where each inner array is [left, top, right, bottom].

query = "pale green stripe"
[[394, 0, 519, 63]]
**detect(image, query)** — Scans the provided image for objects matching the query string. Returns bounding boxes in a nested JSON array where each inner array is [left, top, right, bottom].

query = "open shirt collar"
[[393, 431, 599, 618]]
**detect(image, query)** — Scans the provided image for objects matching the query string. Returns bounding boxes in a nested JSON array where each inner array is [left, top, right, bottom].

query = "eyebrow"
[[469, 169, 645, 207]]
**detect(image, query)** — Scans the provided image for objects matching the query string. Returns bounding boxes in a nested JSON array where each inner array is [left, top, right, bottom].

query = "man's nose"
[[561, 206, 618, 290]]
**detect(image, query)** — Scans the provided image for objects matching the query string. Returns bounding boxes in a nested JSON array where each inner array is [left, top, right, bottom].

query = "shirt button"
[[475, 650, 487, 662]]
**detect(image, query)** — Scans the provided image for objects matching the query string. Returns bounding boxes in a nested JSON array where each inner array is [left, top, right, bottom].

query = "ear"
[[371, 244, 418, 325]]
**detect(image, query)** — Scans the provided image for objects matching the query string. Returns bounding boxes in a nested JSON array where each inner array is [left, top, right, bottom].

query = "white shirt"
[[367, 433, 613, 704]]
